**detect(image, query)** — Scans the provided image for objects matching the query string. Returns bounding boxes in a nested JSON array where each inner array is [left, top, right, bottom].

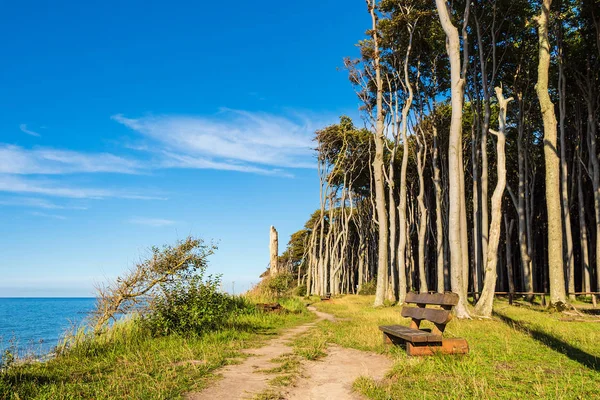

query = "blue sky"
[[0, 0, 366, 296]]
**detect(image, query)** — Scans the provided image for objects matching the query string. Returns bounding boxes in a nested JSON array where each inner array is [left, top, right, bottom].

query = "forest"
[[279, 0, 600, 318]]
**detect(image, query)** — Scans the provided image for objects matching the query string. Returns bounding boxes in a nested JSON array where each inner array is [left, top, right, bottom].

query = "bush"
[[358, 280, 377, 295], [265, 273, 295, 298], [143, 274, 252, 336], [294, 285, 307, 297]]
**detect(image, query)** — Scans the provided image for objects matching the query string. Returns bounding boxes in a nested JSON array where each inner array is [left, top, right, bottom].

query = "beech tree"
[[284, 0, 600, 314]]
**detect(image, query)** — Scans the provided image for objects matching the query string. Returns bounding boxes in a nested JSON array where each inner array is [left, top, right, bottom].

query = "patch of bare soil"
[[283, 344, 391, 400], [185, 305, 391, 400]]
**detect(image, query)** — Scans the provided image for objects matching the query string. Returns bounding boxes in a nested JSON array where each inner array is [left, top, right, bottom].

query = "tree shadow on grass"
[[494, 311, 599, 372]]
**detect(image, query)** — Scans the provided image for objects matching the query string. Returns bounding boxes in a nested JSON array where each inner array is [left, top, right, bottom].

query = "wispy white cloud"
[[0, 175, 166, 200], [128, 217, 176, 227], [112, 109, 327, 173], [0, 196, 87, 210], [0, 108, 329, 202], [19, 124, 41, 137], [30, 211, 67, 220], [0, 144, 142, 175]]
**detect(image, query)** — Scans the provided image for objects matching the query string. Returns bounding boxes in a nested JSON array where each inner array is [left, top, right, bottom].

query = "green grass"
[[306, 295, 600, 400], [0, 297, 314, 400], [4, 294, 599, 399]]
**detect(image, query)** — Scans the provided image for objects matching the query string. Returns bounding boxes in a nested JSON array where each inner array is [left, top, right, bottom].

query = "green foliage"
[[92, 236, 217, 334], [294, 285, 307, 297], [143, 274, 254, 337], [263, 273, 295, 298], [0, 349, 15, 370], [358, 280, 377, 295]]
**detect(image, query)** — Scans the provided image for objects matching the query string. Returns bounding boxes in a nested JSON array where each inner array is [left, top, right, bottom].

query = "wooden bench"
[[320, 293, 331, 301], [379, 292, 469, 356]]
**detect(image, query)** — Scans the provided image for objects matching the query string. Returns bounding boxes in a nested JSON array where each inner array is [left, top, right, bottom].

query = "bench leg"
[[406, 339, 469, 356], [382, 332, 406, 347], [383, 332, 393, 346]]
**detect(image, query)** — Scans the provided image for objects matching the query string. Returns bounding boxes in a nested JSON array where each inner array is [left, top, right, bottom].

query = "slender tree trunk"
[[526, 155, 536, 292], [397, 26, 415, 303], [558, 42, 575, 300], [475, 86, 512, 317], [388, 167, 398, 300], [577, 142, 591, 296], [505, 215, 516, 303], [417, 127, 429, 293], [475, 16, 491, 286], [471, 121, 481, 298], [516, 94, 533, 294], [583, 91, 600, 302], [432, 117, 446, 293], [387, 95, 399, 301], [369, 1, 389, 307], [435, 0, 470, 317], [536, 0, 567, 305]]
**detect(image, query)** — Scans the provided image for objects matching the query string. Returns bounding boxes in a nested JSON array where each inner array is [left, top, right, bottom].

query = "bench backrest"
[[401, 292, 459, 329], [405, 292, 458, 307]]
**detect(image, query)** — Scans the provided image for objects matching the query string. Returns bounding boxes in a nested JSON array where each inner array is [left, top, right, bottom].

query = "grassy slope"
[[0, 298, 314, 400], [308, 295, 600, 400]]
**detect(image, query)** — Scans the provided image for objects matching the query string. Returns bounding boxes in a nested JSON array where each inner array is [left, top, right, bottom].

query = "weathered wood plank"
[[401, 306, 453, 325], [379, 325, 442, 343], [405, 292, 459, 306]]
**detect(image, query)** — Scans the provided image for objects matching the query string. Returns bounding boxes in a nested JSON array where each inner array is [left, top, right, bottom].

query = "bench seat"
[[379, 325, 442, 343]]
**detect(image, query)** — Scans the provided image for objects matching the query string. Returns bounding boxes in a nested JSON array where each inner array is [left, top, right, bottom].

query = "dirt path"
[[186, 306, 391, 400]]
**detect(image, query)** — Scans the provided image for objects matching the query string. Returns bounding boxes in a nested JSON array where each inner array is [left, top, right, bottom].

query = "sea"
[[0, 298, 96, 358]]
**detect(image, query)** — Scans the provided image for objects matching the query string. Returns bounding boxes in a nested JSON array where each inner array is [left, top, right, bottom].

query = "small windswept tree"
[[91, 236, 217, 334]]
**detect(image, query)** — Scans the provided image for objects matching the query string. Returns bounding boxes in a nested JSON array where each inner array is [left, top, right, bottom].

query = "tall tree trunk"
[[577, 141, 591, 296], [369, 1, 389, 307], [516, 94, 534, 294], [459, 0, 471, 297], [475, 86, 512, 317], [582, 86, 600, 302], [471, 120, 481, 298], [397, 24, 415, 303], [536, 0, 567, 305], [387, 91, 400, 302], [475, 15, 491, 287], [388, 166, 398, 301], [432, 115, 446, 293], [434, 0, 470, 318], [558, 40, 575, 300], [417, 127, 429, 293], [505, 215, 516, 304]]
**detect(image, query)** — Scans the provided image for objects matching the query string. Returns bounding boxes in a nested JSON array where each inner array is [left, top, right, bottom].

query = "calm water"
[[0, 298, 96, 357]]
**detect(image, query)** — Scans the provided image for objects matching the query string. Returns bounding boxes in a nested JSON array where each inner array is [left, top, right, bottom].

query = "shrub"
[[266, 273, 295, 297], [92, 236, 217, 334], [358, 280, 377, 295], [143, 273, 252, 336], [0, 349, 15, 370], [294, 285, 307, 297]]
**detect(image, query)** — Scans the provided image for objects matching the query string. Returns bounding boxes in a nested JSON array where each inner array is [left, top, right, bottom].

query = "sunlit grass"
[[0, 298, 313, 400], [305, 295, 600, 399]]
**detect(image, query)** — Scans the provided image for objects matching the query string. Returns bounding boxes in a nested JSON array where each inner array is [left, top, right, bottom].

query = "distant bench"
[[320, 293, 331, 301], [379, 292, 469, 356]]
